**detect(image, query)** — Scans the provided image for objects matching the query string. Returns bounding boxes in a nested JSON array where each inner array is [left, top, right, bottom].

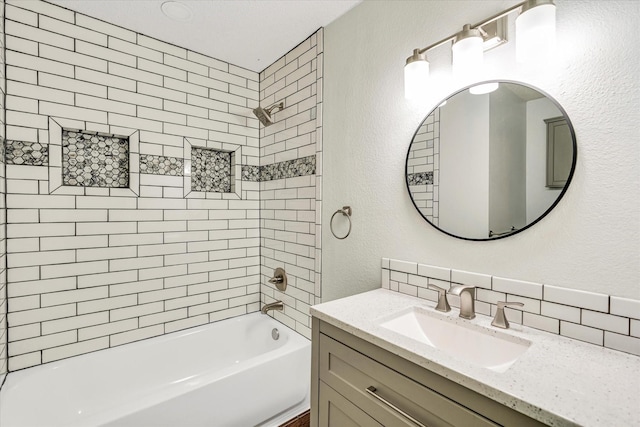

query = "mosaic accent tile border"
[[260, 155, 316, 182], [62, 130, 129, 188], [241, 165, 261, 182], [140, 155, 184, 176], [5, 140, 49, 166], [5, 137, 314, 187], [191, 146, 231, 193], [407, 172, 433, 185]]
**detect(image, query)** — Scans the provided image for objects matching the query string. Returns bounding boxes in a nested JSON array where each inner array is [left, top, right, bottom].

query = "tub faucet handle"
[[427, 284, 451, 312], [491, 301, 524, 329], [268, 267, 287, 291]]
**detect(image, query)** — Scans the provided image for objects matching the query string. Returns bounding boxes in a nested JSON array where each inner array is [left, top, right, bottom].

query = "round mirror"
[[405, 81, 576, 241]]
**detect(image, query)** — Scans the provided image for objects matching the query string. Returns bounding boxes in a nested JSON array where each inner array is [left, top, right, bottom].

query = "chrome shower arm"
[[265, 102, 284, 114]]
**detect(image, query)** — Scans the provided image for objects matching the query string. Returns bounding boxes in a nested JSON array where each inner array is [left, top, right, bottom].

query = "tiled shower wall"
[[3, 0, 264, 371], [0, 0, 7, 380], [406, 108, 439, 224], [259, 30, 323, 339], [382, 258, 640, 356]]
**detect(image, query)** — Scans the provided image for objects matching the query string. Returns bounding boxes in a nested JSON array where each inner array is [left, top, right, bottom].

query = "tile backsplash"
[[382, 258, 640, 357]]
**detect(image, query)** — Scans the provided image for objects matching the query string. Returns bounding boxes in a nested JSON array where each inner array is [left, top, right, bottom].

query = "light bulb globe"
[[516, 1, 556, 63]]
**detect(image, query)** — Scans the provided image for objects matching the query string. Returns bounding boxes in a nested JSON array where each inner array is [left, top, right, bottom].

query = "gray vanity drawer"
[[318, 381, 384, 427], [319, 333, 498, 427], [313, 320, 546, 427]]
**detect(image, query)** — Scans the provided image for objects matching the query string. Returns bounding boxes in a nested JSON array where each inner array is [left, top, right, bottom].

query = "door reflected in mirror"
[[405, 81, 576, 241]]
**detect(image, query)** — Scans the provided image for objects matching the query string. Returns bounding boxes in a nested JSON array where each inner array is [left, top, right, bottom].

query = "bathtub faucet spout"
[[261, 301, 284, 315]]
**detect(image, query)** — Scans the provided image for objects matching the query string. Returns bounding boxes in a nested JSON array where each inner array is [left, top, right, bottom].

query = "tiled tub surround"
[[0, 0, 7, 380], [3, 0, 264, 371], [310, 289, 640, 426], [259, 30, 324, 340], [406, 108, 439, 224], [382, 258, 640, 356]]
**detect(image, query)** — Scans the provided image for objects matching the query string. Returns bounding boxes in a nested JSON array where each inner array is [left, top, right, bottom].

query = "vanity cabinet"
[[311, 318, 545, 427]]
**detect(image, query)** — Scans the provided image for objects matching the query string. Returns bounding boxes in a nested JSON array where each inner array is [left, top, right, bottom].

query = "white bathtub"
[[0, 313, 311, 427]]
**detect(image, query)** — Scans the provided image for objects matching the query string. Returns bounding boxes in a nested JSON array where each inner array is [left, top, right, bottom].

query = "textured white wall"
[[322, 0, 640, 300]]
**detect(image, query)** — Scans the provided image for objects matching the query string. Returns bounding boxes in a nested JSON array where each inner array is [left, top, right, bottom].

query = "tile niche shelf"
[[62, 130, 129, 188], [47, 118, 140, 197], [183, 138, 243, 200]]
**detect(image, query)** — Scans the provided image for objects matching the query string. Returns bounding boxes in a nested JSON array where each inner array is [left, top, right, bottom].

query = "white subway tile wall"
[[259, 30, 323, 339], [382, 258, 640, 357], [3, 0, 269, 370], [1, 0, 8, 379], [406, 109, 439, 224]]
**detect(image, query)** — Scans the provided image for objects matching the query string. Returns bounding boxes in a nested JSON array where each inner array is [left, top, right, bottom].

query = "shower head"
[[253, 102, 284, 127]]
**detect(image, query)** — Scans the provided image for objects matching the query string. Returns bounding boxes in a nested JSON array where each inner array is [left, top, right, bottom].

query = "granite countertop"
[[310, 289, 640, 427]]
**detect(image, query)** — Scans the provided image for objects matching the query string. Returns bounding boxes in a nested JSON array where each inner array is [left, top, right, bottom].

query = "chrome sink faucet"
[[260, 300, 284, 315], [448, 284, 476, 320]]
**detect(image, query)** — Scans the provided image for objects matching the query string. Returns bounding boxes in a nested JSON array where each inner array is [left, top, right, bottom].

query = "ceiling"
[[49, 0, 362, 73]]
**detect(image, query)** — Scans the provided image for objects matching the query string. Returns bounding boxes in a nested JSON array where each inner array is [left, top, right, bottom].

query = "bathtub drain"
[[271, 328, 280, 340]]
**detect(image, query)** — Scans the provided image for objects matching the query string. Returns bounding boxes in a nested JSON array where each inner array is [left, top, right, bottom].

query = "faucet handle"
[[268, 267, 287, 291], [427, 284, 451, 312], [491, 301, 524, 329]]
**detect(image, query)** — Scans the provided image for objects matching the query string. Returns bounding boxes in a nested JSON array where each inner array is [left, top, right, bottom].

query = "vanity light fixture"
[[404, 0, 556, 98], [516, 0, 556, 63], [452, 24, 484, 79], [479, 19, 508, 51], [404, 49, 429, 99]]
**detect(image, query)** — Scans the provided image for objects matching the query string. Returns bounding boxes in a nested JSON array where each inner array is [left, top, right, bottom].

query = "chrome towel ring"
[[330, 206, 352, 240]]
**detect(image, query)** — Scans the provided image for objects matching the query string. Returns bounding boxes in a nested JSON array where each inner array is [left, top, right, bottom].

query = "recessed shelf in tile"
[[62, 130, 129, 188], [191, 146, 232, 193]]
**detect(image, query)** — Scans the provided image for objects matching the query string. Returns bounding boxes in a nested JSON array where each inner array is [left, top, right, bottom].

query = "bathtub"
[[0, 313, 311, 427]]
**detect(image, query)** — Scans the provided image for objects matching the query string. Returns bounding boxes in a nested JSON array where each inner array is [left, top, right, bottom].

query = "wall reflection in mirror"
[[406, 81, 576, 241]]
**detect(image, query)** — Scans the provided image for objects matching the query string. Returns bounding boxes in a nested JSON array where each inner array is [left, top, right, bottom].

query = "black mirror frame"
[[405, 80, 578, 241]]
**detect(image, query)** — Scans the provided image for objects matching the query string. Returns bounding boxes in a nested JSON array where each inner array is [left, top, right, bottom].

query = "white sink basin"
[[379, 307, 531, 373]]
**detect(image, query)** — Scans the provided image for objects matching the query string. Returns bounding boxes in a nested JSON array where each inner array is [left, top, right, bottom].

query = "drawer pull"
[[365, 386, 429, 427]]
